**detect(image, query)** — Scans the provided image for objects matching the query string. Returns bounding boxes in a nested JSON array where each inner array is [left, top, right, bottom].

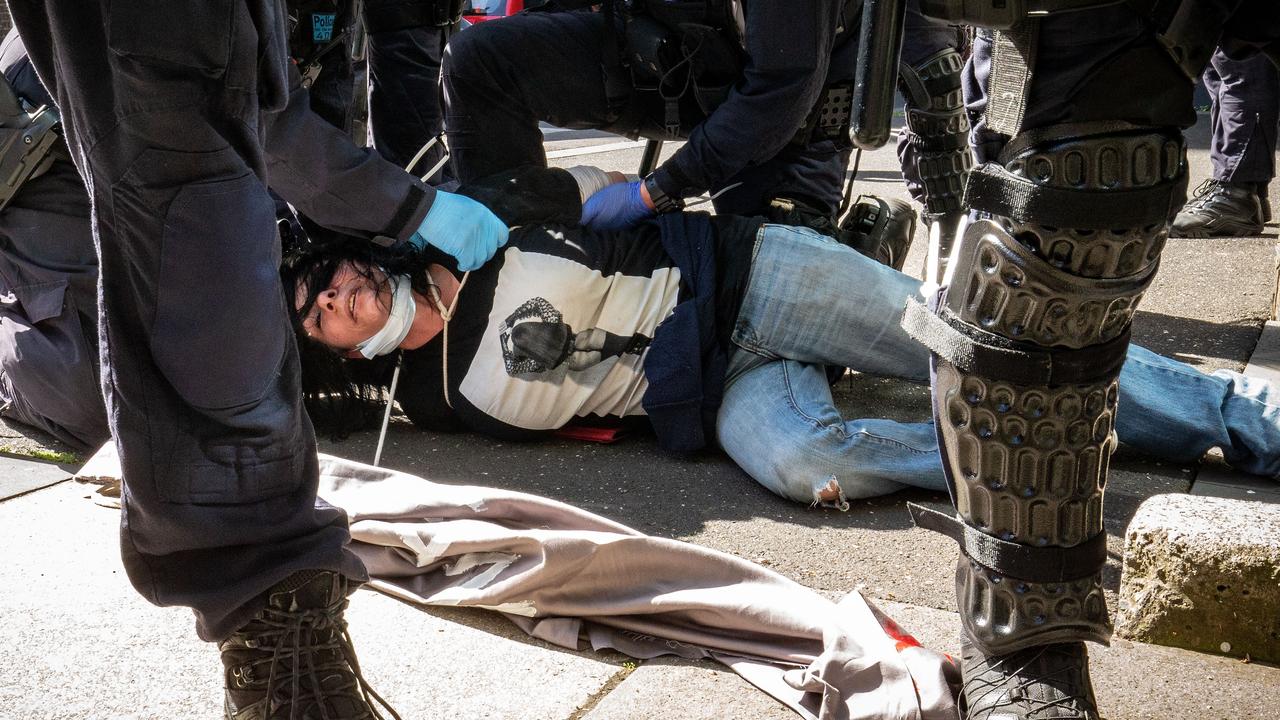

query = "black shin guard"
[[908, 123, 1185, 659]]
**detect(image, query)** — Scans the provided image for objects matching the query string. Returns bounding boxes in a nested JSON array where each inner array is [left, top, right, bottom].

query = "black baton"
[[850, 0, 908, 150]]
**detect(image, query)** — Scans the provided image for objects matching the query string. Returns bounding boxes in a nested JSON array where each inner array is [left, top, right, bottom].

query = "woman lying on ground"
[[285, 165, 1280, 509]]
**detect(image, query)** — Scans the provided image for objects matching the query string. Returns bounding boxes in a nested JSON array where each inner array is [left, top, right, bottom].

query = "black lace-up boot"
[[1170, 179, 1264, 237], [959, 639, 1100, 720], [219, 570, 401, 720]]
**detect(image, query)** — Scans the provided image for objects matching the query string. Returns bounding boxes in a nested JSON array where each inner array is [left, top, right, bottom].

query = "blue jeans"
[[716, 225, 1280, 508]]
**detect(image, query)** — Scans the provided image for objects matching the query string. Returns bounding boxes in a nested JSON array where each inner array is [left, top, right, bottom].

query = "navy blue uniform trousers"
[[366, 2, 453, 175], [1204, 47, 1279, 184], [7, 0, 375, 641], [304, 0, 453, 176], [0, 31, 108, 452]]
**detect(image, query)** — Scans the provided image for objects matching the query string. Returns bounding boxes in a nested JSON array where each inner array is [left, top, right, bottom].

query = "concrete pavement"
[[2, 112, 1278, 718]]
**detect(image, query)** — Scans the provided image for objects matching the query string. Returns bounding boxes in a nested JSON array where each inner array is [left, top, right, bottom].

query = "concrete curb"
[[1115, 493, 1280, 662]]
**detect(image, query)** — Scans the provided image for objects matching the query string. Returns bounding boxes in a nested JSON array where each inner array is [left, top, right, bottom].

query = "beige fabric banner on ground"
[[77, 447, 960, 719]]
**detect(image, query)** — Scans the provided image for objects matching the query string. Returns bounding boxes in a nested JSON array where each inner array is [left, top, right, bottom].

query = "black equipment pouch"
[[0, 76, 66, 212], [616, 0, 744, 133], [1141, 0, 1234, 80], [365, 0, 466, 33], [798, 0, 870, 148]]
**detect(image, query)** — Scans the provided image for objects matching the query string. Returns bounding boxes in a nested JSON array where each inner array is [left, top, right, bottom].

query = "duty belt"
[[0, 77, 67, 213]]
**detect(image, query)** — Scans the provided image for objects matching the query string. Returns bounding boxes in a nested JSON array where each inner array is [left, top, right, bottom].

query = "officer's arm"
[[651, 0, 844, 199], [261, 64, 435, 244]]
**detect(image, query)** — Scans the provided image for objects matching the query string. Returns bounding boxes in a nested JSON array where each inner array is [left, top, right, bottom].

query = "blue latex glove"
[[580, 181, 655, 230], [410, 190, 509, 271]]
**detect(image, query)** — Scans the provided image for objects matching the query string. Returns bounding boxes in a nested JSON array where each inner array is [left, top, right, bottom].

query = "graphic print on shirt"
[[458, 243, 681, 431], [499, 297, 652, 376]]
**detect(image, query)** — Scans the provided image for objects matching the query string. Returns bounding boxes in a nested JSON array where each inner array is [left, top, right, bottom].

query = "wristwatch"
[[643, 173, 684, 214]]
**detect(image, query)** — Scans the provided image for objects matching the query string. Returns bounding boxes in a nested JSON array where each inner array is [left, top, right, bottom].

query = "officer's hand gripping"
[[411, 190, 509, 271], [580, 181, 656, 230]]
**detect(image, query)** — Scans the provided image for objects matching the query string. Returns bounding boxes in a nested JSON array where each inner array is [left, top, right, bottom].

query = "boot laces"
[[962, 644, 1097, 720], [1184, 179, 1228, 211], [242, 595, 402, 720]]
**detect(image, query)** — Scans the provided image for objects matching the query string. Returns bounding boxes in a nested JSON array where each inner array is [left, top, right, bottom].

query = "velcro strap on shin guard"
[[908, 503, 1107, 582], [901, 297, 1130, 386], [966, 162, 1180, 229]]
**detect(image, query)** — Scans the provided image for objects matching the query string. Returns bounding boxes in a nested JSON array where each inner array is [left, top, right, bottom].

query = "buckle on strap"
[[901, 297, 1130, 386], [908, 503, 1108, 583]]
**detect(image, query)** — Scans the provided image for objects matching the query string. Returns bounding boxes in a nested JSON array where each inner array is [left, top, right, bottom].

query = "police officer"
[[5, 2, 508, 717], [1171, 47, 1278, 238], [0, 30, 106, 453], [441, 0, 967, 242], [899, 1, 1280, 717]]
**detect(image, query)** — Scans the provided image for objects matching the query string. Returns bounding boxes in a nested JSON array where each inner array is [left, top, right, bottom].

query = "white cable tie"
[[404, 135, 441, 175], [684, 181, 744, 208], [421, 151, 451, 183]]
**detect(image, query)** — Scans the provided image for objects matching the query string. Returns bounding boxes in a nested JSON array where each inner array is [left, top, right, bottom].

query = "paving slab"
[[0, 480, 624, 720], [1193, 461, 1280, 504], [0, 453, 72, 501], [1244, 320, 1280, 383], [581, 658, 796, 720]]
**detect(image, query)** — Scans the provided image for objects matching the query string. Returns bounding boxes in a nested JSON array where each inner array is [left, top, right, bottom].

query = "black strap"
[[984, 20, 1037, 136], [386, 183, 429, 243], [908, 503, 1108, 583], [901, 297, 1131, 387], [901, 115, 970, 152], [365, 0, 464, 32], [965, 161, 1181, 229], [897, 60, 930, 110]]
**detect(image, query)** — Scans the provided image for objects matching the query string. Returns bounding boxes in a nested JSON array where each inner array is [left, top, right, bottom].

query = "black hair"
[[280, 218, 451, 439]]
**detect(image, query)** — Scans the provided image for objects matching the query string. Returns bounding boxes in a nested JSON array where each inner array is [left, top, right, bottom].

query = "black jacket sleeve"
[[456, 165, 583, 226], [263, 63, 436, 243]]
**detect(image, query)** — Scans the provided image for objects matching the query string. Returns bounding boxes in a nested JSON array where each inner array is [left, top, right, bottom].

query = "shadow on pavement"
[[1131, 310, 1264, 369]]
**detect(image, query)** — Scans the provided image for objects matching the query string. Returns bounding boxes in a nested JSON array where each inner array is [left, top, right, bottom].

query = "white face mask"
[[355, 273, 417, 359]]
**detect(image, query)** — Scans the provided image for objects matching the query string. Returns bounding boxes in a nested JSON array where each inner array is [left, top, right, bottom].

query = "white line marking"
[[546, 140, 648, 159]]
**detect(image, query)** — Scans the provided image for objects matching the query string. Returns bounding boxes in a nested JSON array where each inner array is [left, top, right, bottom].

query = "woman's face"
[[295, 260, 392, 353]]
